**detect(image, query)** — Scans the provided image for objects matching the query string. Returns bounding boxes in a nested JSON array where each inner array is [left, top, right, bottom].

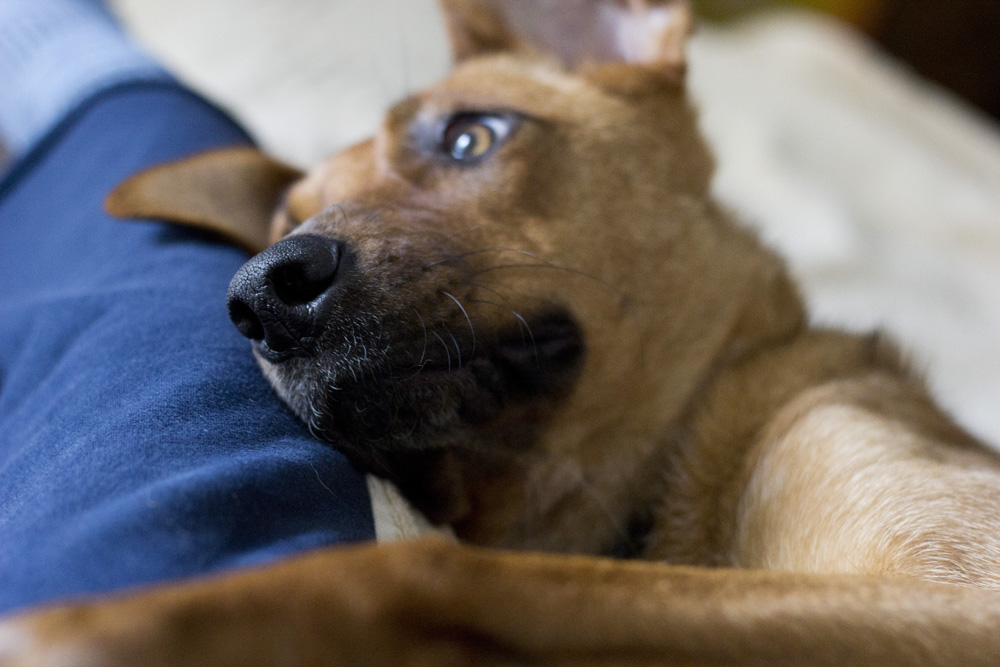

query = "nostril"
[[271, 240, 339, 306], [228, 299, 265, 341]]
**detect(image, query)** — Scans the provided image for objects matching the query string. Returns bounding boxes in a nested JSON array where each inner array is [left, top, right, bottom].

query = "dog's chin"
[[253, 311, 585, 469], [263, 354, 498, 445]]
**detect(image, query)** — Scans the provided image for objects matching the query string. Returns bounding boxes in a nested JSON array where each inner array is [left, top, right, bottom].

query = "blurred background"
[[704, 0, 1000, 121], [89, 0, 1000, 445]]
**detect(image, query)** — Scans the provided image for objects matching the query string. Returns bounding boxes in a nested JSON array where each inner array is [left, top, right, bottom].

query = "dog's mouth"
[[255, 305, 583, 465]]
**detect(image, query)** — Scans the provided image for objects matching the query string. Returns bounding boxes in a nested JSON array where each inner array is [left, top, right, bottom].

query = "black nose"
[[227, 234, 344, 360]]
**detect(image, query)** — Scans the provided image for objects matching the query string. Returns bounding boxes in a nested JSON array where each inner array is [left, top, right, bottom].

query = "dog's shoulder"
[[733, 344, 1000, 587]]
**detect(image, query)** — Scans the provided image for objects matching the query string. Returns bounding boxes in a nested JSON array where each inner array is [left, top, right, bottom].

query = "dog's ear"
[[440, 0, 692, 71], [105, 147, 303, 254]]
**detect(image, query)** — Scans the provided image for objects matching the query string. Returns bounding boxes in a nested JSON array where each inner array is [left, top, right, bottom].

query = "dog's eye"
[[441, 114, 516, 163]]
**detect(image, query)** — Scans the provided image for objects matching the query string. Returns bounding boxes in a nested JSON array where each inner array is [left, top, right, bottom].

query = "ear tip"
[[441, 0, 517, 63], [104, 179, 141, 220], [442, 0, 695, 70]]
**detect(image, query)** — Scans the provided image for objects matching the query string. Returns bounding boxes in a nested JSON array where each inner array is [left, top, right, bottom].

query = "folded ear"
[[105, 147, 303, 254], [440, 0, 692, 71]]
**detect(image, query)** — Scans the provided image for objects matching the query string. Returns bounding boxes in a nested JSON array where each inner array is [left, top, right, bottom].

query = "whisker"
[[424, 247, 541, 270], [309, 463, 338, 501], [510, 310, 538, 365], [441, 291, 476, 357], [470, 262, 614, 293], [462, 281, 508, 302], [432, 331, 452, 371], [412, 307, 429, 368], [454, 279, 563, 310], [320, 365, 343, 392], [465, 297, 507, 310], [443, 325, 463, 368]]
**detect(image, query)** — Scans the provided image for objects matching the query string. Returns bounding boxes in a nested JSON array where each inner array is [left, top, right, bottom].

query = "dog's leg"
[[3, 539, 999, 666]]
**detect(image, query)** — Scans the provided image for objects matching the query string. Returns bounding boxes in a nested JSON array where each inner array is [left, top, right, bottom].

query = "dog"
[[4, 0, 1000, 664]]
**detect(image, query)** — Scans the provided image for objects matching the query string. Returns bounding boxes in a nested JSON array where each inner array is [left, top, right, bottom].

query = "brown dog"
[[4, 0, 1000, 664]]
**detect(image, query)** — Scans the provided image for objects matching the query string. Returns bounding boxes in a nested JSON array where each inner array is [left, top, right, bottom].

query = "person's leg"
[[0, 3, 374, 615], [0, 0, 171, 156]]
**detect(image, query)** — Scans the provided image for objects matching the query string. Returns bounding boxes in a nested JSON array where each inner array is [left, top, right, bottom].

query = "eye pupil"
[[442, 114, 514, 163]]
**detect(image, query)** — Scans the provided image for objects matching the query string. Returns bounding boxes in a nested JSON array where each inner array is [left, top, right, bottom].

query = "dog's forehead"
[[415, 55, 627, 120]]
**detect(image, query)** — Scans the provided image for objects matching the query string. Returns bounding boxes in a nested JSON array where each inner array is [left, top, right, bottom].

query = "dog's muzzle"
[[226, 234, 346, 362]]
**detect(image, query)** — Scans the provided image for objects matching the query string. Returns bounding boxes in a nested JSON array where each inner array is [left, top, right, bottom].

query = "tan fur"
[[7, 0, 1000, 664], [7, 539, 1000, 666], [736, 395, 1000, 586]]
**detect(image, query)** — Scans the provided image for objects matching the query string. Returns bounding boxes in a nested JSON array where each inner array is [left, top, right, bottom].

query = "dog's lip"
[[252, 339, 312, 364], [256, 309, 585, 448], [255, 308, 584, 399]]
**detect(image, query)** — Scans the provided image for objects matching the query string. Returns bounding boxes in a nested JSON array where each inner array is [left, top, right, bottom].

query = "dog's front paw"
[[0, 540, 488, 667]]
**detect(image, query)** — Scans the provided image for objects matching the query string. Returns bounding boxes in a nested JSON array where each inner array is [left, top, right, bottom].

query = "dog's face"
[[111, 0, 804, 551], [256, 52, 717, 452]]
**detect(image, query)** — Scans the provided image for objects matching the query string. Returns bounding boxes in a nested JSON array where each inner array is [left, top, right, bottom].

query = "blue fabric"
[[0, 0, 171, 153], [0, 83, 374, 615]]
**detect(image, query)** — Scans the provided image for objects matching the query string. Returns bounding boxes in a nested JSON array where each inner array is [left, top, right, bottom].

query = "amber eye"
[[441, 113, 517, 163]]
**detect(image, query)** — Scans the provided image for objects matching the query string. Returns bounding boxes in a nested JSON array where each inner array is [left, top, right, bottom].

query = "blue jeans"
[[0, 83, 374, 615]]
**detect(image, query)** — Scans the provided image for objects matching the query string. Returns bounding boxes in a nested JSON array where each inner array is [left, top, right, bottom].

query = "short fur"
[[4, 1, 1000, 664]]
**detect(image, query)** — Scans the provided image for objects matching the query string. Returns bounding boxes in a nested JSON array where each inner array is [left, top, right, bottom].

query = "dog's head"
[[109, 0, 804, 552]]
